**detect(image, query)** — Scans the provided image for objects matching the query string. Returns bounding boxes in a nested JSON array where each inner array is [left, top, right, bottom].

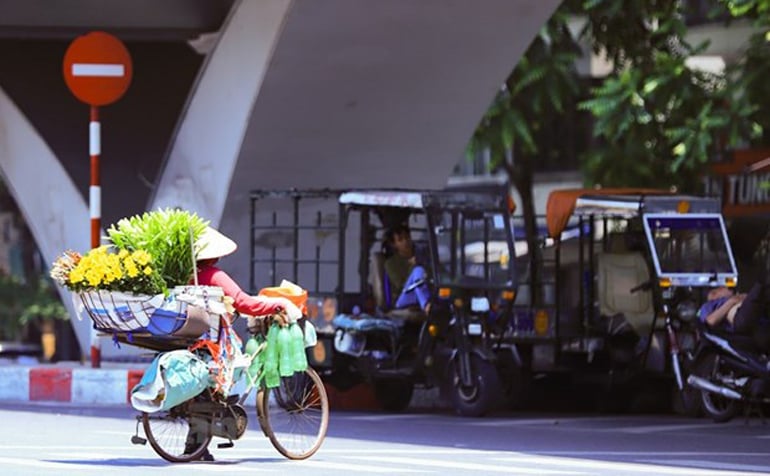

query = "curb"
[[0, 365, 143, 405], [0, 364, 445, 411]]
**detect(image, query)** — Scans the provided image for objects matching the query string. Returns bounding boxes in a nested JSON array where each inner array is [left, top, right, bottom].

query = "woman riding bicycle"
[[185, 226, 298, 461]]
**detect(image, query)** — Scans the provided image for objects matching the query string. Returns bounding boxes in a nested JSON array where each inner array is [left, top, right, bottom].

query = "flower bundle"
[[107, 209, 208, 289], [51, 246, 165, 295]]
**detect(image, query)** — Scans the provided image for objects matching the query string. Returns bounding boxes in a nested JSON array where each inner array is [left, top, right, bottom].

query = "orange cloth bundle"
[[258, 280, 308, 315]]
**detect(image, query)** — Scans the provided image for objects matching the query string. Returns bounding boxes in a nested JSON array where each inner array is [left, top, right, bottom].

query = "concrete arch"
[[0, 86, 91, 353]]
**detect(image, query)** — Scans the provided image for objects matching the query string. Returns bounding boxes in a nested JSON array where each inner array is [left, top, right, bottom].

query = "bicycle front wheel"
[[142, 407, 212, 463], [258, 367, 329, 460]]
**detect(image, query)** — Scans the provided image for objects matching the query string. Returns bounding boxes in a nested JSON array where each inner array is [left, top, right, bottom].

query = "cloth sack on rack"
[[130, 350, 210, 413]]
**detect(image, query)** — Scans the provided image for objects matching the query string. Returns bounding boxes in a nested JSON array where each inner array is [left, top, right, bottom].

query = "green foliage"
[[467, 3, 582, 172], [0, 273, 67, 341], [107, 209, 209, 289], [578, 0, 760, 191], [19, 276, 68, 326], [467, 0, 769, 195], [718, 0, 770, 146]]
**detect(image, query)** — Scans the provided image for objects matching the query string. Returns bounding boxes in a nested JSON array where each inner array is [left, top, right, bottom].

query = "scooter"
[[686, 328, 770, 423]]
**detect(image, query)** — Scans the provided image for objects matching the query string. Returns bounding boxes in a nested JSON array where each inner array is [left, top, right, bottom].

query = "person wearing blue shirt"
[[699, 284, 764, 334], [383, 224, 432, 314]]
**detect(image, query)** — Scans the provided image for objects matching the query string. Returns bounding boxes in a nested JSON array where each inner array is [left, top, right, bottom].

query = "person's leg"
[[185, 416, 214, 461], [394, 289, 419, 308], [733, 283, 765, 334], [394, 266, 430, 311]]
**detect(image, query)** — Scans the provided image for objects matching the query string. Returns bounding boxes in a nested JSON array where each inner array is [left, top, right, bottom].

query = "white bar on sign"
[[89, 122, 100, 156], [72, 63, 125, 77], [90, 186, 101, 219]]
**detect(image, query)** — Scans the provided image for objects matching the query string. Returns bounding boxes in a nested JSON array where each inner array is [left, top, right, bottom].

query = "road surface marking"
[[495, 455, 760, 475], [613, 423, 715, 434], [538, 451, 770, 457], [293, 459, 429, 473], [345, 455, 579, 474], [181, 464, 277, 472], [469, 416, 621, 427], [641, 459, 770, 473], [341, 414, 432, 421], [0, 456, 102, 471]]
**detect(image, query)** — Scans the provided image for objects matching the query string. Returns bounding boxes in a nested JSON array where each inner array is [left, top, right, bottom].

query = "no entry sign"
[[63, 31, 132, 106]]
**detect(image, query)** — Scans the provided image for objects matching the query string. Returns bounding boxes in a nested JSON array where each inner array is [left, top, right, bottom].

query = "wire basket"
[[78, 285, 228, 340]]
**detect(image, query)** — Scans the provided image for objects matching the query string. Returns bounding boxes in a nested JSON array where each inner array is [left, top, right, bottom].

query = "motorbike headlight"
[[674, 300, 698, 323], [471, 296, 490, 312]]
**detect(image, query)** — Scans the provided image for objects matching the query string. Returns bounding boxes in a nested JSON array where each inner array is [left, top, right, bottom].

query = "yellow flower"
[[132, 250, 151, 266], [58, 244, 162, 294], [86, 269, 102, 287], [69, 268, 84, 284], [126, 266, 139, 278], [124, 257, 139, 278]]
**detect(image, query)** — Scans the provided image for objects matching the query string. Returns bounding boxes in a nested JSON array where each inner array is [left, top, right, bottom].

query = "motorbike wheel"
[[694, 352, 739, 423], [373, 378, 414, 412], [447, 353, 500, 417]]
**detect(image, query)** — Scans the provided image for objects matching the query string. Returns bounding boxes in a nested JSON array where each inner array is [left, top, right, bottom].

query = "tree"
[[467, 0, 766, 303], [578, 0, 759, 192], [721, 0, 770, 146], [467, 3, 583, 303]]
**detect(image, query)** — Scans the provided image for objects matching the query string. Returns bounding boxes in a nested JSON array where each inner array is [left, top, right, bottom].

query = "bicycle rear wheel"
[[258, 367, 329, 459], [142, 406, 212, 463]]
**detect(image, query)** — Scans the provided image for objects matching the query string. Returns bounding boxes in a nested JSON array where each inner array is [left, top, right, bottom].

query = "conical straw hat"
[[196, 226, 237, 261]]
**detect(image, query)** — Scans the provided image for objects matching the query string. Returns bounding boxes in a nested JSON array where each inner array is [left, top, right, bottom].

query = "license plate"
[[467, 323, 482, 335]]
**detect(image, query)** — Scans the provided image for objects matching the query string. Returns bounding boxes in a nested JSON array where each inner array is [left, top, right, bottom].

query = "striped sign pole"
[[89, 105, 100, 250], [64, 31, 132, 368], [89, 105, 101, 368]]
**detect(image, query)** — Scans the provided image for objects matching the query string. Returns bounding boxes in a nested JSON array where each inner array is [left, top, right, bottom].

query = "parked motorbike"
[[686, 328, 770, 422]]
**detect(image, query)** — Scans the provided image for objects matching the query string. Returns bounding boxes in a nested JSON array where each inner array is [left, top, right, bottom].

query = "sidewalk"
[[0, 359, 444, 411]]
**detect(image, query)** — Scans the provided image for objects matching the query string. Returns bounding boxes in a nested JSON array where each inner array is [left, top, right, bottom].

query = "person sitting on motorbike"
[[186, 226, 298, 461], [383, 223, 432, 314], [699, 283, 768, 336]]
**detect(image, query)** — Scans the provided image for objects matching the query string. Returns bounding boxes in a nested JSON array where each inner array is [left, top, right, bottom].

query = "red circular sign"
[[63, 31, 132, 106]]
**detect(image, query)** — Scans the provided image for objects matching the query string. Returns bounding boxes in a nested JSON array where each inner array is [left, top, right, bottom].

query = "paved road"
[[2, 403, 770, 475]]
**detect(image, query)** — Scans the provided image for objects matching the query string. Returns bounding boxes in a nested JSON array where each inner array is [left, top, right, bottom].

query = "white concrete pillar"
[[149, 0, 293, 225]]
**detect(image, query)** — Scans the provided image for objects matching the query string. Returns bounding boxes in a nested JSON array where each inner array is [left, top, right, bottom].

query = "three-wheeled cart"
[[249, 186, 520, 416], [506, 188, 738, 410]]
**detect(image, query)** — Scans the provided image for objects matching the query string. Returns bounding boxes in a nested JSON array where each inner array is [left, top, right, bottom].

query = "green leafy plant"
[[19, 276, 68, 326], [0, 273, 67, 341], [107, 209, 208, 289]]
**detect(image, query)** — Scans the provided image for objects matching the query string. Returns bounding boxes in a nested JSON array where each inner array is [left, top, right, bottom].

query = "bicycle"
[[129, 313, 330, 463]]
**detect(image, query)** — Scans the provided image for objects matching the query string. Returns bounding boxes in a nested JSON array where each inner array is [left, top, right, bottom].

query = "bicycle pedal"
[[217, 442, 234, 449], [130, 435, 147, 445]]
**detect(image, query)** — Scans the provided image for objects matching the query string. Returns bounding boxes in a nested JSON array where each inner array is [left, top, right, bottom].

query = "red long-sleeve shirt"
[[196, 264, 282, 316]]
